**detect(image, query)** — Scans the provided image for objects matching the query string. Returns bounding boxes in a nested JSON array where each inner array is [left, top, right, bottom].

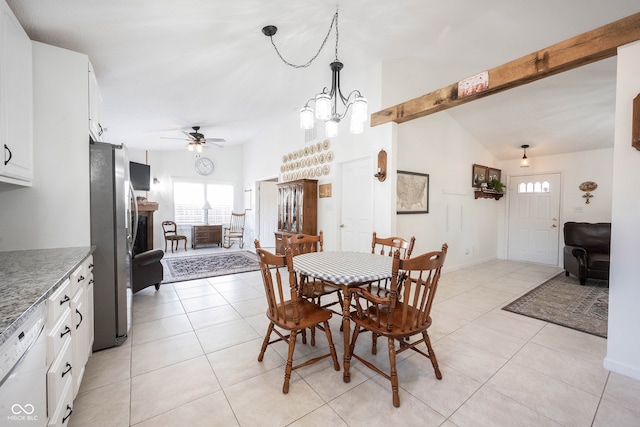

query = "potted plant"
[[487, 178, 506, 193]]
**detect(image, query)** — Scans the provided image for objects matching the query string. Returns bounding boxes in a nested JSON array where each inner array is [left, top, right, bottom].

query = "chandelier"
[[262, 8, 367, 137]]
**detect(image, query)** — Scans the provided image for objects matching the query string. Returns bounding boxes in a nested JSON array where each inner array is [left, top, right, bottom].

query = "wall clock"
[[195, 157, 214, 175]]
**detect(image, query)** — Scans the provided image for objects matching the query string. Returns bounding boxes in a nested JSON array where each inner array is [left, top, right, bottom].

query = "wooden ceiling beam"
[[371, 12, 640, 127]]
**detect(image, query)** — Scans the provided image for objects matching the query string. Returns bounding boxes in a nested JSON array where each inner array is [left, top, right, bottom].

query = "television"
[[129, 161, 150, 191]]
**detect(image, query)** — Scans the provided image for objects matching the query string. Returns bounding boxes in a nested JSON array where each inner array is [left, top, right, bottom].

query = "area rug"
[[502, 273, 608, 338], [161, 251, 260, 283]]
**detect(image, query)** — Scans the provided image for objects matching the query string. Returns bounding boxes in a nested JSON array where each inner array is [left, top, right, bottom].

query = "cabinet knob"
[[340, 224, 345, 228]]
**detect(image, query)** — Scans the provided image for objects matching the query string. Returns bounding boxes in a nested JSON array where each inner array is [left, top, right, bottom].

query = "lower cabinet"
[[45, 254, 94, 426], [192, 224, 222, 248]]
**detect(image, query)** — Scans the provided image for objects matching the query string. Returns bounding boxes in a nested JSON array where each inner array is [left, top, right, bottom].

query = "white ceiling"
[[7, 0, 640, 160]]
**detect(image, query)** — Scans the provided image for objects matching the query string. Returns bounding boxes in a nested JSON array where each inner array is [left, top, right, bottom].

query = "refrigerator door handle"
[[129, 181, 139, 248]]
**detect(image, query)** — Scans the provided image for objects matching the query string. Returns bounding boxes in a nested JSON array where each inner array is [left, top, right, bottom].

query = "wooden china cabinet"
[[274, 179, 318, 254]]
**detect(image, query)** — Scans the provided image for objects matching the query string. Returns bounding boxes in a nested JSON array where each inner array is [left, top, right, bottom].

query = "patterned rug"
[[502, 273, 608, 338], [161, 251, 260, 283]]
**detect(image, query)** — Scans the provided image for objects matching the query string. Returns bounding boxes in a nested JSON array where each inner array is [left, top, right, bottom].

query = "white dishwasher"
[[0, 303, 47, 426]]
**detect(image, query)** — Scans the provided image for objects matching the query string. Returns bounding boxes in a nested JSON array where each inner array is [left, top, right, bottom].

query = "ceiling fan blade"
[[182, 130, 198, 141], [207, 138, 226, 142], [160, 137, 189, 141]]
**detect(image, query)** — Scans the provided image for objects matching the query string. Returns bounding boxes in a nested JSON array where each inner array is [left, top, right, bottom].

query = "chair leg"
[[183, 239, 187, 251], [372, 333, 378, 355], [258, 323, 274, 362], [283, 330, 298, 394], [310, 325, 316, 347], [323, 320, 340, 371], [422, 331, 442, 379], [388, 337, 400, 407]]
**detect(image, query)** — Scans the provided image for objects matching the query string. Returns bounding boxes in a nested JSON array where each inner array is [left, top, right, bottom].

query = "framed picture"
[[488, 168, 501, 183], [472, 164, 488, 187], [397, 170, 429, 214]]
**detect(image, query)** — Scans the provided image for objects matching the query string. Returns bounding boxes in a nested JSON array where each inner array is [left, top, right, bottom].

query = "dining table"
[[292, 251, 393, 382]]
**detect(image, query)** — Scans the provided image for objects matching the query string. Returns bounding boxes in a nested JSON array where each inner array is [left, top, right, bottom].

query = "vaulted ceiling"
[[7, 0, 640, 160]]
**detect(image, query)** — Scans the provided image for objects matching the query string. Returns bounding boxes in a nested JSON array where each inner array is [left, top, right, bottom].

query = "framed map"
[[397, 170, 429, 214]]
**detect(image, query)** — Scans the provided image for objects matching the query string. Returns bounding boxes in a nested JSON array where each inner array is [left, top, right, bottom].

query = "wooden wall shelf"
[[474, 189, 504, 200]]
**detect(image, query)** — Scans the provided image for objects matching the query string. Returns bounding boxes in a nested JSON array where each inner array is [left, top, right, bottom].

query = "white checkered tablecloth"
[[292, 251, 393, 285]]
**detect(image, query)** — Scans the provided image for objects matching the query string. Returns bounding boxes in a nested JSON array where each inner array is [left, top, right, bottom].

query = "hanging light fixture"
[[262, 8, 367, 138], [520, 144, 530, 168]]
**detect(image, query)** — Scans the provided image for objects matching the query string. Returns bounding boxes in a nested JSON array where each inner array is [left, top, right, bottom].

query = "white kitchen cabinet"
[[45, 254, 94, 426], [88, 61, 104, 142], [69, 255, 93, 397], [0, 0, 33, 185]]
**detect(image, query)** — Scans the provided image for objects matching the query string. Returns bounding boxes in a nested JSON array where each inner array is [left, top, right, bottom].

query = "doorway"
[[339, 157, 373, 251], [507, 173, 561, 265], [257, 179, 278, 248]]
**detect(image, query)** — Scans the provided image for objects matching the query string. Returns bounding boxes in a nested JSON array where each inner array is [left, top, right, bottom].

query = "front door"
[[507, 173, 561, 265], [339, 157, 372, 251]]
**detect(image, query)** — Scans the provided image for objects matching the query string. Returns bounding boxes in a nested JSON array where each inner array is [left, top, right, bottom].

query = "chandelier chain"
[[267, 11, 339, 69]]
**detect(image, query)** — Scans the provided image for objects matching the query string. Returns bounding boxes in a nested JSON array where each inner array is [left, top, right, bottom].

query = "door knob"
[[340, 224, 344, 228], [552, 224, 557, 228]]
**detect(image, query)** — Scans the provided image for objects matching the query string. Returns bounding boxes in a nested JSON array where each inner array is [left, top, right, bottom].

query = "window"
[[517, 181, 551, 193], [173, 181, 234, 225]]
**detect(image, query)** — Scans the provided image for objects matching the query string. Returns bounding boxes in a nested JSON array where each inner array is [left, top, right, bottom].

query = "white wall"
[[131, 145, 244, 251], [394, 111, 501, 267], [605, 40, 640, 380], [0, 42, 90, 251]]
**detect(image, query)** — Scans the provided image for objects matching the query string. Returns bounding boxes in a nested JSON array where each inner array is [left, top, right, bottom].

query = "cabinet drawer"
[[47, 337, 73, 419], [47, 279, 71, 325], [48, 374, 73, 427], [47, 308, 72, 365], [69, 264, 85, 296]]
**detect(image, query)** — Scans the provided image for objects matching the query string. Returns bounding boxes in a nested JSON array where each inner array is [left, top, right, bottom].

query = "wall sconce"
[[374, 149, 387, 182], [202, 200, 212, 224], [520, 144, 530, 168]]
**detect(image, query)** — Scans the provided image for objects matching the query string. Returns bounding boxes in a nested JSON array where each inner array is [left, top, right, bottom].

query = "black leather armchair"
[[132, 249, 164, 293], [563, 222, 610, 285]]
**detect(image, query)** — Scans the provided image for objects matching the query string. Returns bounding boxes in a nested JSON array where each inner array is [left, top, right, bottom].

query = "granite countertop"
[[0, 246, 94, 345]]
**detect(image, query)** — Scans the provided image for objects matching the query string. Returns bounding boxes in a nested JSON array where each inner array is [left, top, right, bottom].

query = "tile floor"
[[69, 252, 640, 426]]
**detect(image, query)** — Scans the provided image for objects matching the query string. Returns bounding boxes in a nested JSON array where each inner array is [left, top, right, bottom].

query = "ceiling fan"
[[162, 126, 225, 151]]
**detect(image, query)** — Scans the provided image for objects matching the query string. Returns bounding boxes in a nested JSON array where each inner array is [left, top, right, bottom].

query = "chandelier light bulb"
[[196, 143, 203, 153], [188, 143, 194, 152], [300, 106, 315, 130], [352, 96, 368, 123], [315, 93, 332, 121], [326, 118, 339, 138]]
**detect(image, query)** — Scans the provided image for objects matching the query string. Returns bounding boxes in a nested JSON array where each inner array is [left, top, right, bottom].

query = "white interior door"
[[339, 158, 372, 252], [507, 173, 561, 265], [258, 180, 278, 248]]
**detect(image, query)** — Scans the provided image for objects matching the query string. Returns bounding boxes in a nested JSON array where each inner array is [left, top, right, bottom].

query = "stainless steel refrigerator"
[[90, 141, 136, 351]]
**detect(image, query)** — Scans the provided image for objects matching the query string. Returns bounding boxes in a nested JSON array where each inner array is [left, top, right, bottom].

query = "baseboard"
[[603, 356, 640, 381]]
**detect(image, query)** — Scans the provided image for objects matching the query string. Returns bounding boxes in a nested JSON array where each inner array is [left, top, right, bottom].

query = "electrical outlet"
[[574, 207, 583, 213]]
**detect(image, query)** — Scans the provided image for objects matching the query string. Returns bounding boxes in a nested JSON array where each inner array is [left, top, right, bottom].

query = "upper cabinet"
[[0, 0, 33, 185], [88, 61, 104, 142]]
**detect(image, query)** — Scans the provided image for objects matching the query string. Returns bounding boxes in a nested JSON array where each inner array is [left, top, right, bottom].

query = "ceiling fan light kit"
[[263, 8, 367, 138]]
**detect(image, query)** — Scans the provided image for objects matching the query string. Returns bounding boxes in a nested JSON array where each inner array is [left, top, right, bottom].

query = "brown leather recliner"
[[563, 222, 610, 285], [132, 249, 164, 293]]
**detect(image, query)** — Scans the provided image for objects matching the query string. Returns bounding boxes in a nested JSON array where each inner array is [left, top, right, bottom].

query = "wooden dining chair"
[[367, 233, 416, 353], [345, 244, 448, 407], [161, 220, 187, 252], [284, 232, 344, 345], [254, 241, 340, 393]]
